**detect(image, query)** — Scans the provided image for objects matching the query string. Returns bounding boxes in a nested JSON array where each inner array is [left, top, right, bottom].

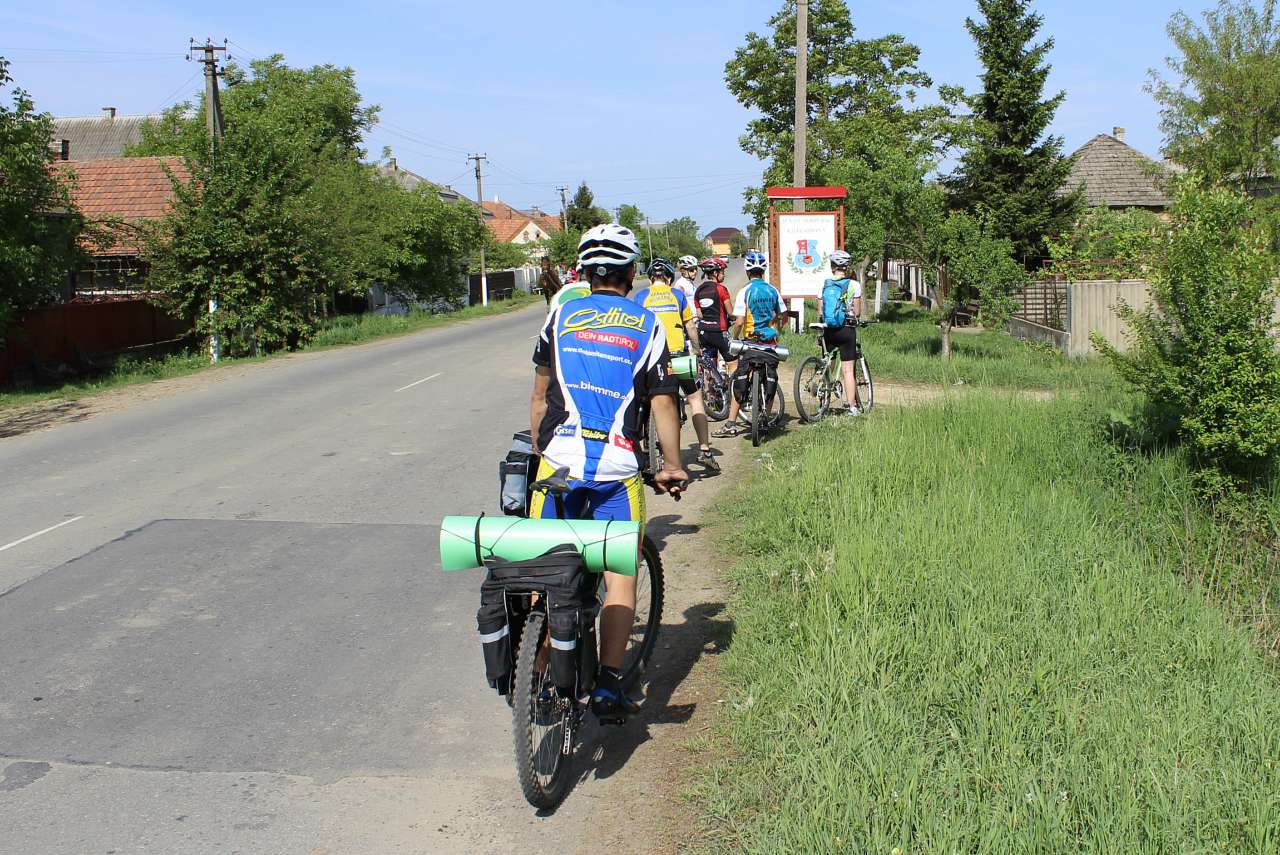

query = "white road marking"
[[394, 372, 441, 393], [0, 515, 85, 553]]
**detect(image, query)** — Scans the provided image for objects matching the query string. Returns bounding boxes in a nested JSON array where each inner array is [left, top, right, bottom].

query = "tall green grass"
[[698, 395, 1280, 853], [782, 304, 1116, 391]]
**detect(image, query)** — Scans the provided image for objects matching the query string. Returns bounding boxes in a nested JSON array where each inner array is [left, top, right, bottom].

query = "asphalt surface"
[[0, 262, 749, 855]]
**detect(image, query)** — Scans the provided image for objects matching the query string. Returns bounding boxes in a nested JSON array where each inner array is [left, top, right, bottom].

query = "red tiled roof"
[[705, 227, 743, 242], [481, 199, 555, 243], [56, 157, 189, 256]]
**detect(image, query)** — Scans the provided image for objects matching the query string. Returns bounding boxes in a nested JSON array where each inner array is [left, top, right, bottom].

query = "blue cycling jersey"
[[734, 279, 787, 342], [532, 292, 675, 480]]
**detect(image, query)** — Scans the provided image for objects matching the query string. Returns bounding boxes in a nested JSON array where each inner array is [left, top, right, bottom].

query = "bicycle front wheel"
[[794, 356, 830, 423], [512, 612, 575, 809], [702, 365, 730, 421], [646, 405, 664, 477], [854, 355, 874, 413]]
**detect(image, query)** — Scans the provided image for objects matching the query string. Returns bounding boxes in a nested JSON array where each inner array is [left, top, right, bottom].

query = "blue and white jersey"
[[733, 279, 788, 342], [533, 292, 675, 480]]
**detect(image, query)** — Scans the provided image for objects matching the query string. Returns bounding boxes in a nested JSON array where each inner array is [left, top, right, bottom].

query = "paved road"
[[0, 305, 631, 854]]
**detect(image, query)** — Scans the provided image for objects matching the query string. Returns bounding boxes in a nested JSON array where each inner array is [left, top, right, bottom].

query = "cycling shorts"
[[700, 329, 732, 362], [823, 325, 860, 361], [678, 377, 700, 396], [528, 457, 646, 537]]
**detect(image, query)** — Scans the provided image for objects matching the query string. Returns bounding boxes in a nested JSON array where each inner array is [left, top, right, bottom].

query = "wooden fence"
[[0, 299, 189, 387]]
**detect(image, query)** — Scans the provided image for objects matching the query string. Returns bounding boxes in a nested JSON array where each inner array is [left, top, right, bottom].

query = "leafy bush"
[[1095, 184, 1280, 492], [1046, 206, 1165, 280]]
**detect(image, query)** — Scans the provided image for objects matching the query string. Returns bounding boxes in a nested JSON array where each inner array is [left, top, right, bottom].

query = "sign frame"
[[767, 187, 846, 300]]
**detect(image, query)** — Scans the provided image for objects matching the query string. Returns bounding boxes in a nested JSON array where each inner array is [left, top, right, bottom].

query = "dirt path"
[[574, 440, 743, 855]]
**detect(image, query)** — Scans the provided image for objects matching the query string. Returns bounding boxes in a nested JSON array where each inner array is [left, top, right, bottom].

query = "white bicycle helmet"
[[578, 224, 640, 275], [677, 255, 699, 270], [830, 249, 852, 268]]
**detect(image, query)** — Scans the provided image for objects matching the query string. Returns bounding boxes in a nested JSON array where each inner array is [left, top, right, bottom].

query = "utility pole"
[[556, 185, 568, 232], [190, 38, 226, 362], [469, 153, 489, 306], [793, 0, 808, 214]]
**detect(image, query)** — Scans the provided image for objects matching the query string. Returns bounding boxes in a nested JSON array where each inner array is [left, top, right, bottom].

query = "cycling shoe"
[[590, 686, 640, 725]]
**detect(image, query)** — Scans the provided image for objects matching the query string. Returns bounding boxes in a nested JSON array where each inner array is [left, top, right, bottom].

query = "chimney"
[[102, 106, 117, 120], [1112, 126, 1126, 143], [388, 156, 397, 171], [48, 139, 70, 161]]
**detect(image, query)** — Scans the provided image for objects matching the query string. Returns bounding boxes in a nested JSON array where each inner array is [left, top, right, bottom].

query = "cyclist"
[[820, 249, 864, 415], [632, 258, 718, 471], [695, 258, 734, 368], [674, 255, 699, 307], [715, 251, 791, 437], [529, 224, 688, 723]]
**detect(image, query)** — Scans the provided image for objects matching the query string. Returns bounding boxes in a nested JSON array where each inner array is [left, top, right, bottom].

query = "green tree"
[[944, 0, 1082, 267], [0, 58, 85, 329], [617, 203, 645, 234], [1095, 184, 1280, 493], [143, 56, 480, 353], [565, 182, 609, 231], [1148, 0, 1280, 190], [729, 232, 750, 256], [541, 227, 582, 268], [130, 56, 377, 161], [920, 207, 1028, 358], [725, 0, 946, 266], [472, 238, 530, 273]]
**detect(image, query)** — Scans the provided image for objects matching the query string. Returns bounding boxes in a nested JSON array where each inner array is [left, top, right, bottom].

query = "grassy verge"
[[697, 394, 1280, 853], [781, 304, 1115, 391], [0, 292, 540, 411]]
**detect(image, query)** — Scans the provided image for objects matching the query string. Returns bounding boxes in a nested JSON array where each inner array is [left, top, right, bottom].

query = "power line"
[[150, 70, 202, 113], [380, 122, 469, 155]]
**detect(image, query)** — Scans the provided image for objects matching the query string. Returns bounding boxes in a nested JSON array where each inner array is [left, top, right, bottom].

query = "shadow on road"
[[576, 601, 735, 784], [0, 398, 91, 439]]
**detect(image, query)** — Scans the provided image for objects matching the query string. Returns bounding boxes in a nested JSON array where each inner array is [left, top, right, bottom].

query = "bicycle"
[[508, 466, 667, 809], [699, 351, 731, 422], [644, 391, 687, 479], [793, 319, 875, 423], [728, 339, 788, 447]]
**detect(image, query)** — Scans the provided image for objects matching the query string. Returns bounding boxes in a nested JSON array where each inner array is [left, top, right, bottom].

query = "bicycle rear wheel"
[[598, 535, 665, 689], [750, 370, 763, 447], [854, 355, 874, 413], [794, 356, 830, 423], [702, 364, 730, 421], [512, 612, 575, 809]]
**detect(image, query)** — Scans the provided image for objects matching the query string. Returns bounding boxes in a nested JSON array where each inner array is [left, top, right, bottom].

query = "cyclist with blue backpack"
[[820, 250, 864, 415]]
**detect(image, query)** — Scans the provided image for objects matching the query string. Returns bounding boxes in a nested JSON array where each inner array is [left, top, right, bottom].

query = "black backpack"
[[475, 545, 599, 698]]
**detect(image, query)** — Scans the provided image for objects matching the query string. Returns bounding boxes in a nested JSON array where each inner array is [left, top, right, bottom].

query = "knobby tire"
[[750, 370, 762, 447], [513, 612, 574, 809], [794, 356, 827, 424]]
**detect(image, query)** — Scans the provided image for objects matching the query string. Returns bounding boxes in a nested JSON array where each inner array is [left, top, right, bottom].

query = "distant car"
[[718, 255, 730, 263]]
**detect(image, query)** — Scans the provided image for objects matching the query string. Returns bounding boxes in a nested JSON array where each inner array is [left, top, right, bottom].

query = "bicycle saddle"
[[530, 465, 573, 496], [808, 322, 827, 330]]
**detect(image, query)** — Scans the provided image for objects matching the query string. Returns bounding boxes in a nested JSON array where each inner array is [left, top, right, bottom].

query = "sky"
[[1, 0, 1211, 234]]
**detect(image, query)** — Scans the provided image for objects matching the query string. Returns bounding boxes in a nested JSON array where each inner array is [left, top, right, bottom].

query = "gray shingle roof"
[[1064, 134, 1172, 209], [51, 113, 161, 160], [373, 162, 487, 213]]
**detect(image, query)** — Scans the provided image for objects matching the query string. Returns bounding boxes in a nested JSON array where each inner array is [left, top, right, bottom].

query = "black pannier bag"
[[732, 351, 780, 406], [498, 430, 539, 517], [475, 544, 599, 698]]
